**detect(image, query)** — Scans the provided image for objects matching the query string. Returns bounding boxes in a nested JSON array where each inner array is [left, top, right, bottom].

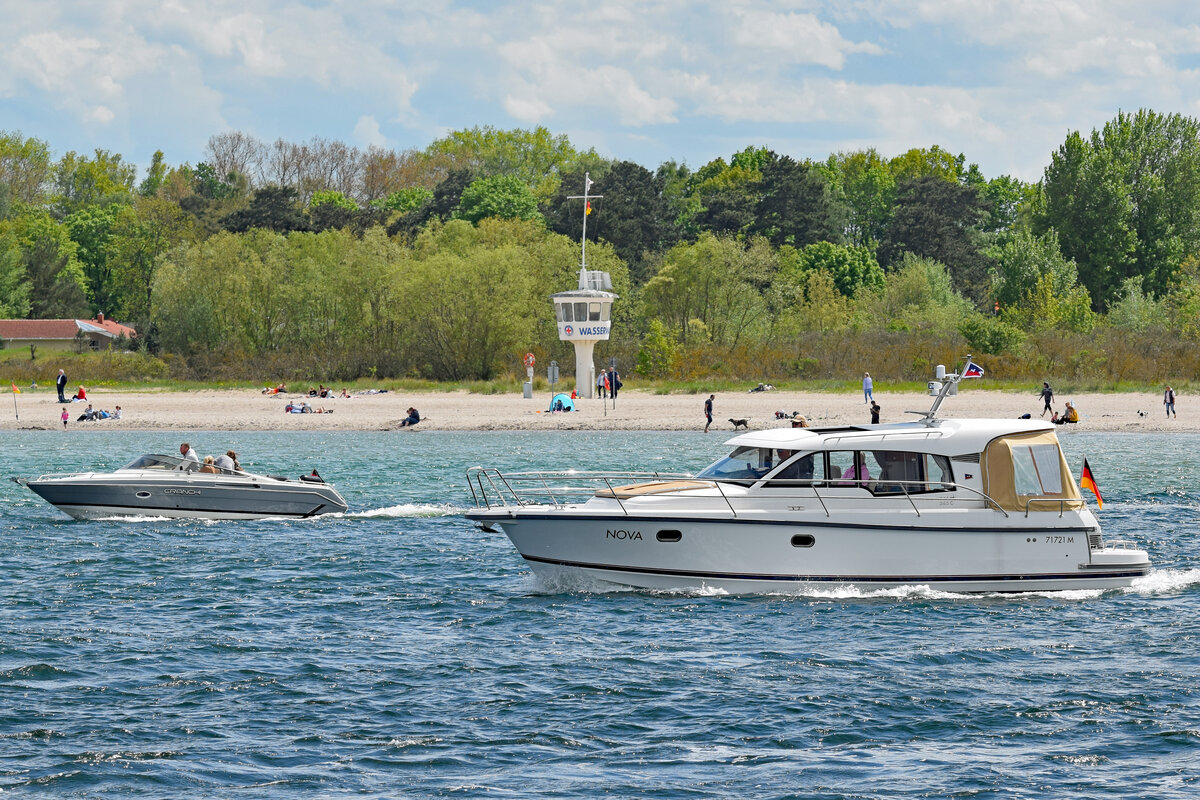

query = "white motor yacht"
[[465, 362, 1150, 593], [14, 453, 348, 520]]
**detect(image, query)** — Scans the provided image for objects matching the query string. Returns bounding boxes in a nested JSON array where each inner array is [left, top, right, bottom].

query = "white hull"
[[473, 511, 1149, 593], [466, 410, 1152, 594]]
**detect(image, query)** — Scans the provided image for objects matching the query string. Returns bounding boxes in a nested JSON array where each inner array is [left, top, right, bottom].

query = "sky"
[[3, 0, 1200, 183]]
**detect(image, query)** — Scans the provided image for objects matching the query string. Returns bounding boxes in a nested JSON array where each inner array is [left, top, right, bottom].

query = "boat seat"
[[596, 479, 713, 498]]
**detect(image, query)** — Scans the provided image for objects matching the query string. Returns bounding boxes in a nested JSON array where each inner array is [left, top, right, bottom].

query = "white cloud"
[[353, 115, 389, 148], [734, 10, 883, 69]]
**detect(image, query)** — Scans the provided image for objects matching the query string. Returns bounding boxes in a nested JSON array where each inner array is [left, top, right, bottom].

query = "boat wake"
[[1126, 568, 1200, 595], [347, 503, 461, 519]]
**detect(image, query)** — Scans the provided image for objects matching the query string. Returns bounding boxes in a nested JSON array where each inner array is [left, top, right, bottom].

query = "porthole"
[[790, 534, 815, 548], [135, 491, 151, 498], [656, 530, 682, 542]]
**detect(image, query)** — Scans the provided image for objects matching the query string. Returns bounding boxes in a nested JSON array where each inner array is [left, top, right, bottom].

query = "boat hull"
[[469, 510, 1151, 593], [24, 476, 347, 520]]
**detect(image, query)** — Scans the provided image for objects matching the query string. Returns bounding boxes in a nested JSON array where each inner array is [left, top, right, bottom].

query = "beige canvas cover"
[[981, 430, 1083, 513]]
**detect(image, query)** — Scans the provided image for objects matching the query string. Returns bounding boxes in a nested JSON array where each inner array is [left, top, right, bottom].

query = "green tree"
[[780, 241, 884, 298], [51, 149, 136, 218], [0, 233, 31, 317], [456, 174, 542, 224], [139, 150, 168, 197], [0, 131, 52, 206], [64, 204, 121, 313], [635, 319, 679, 378], [990, 229, 1080, 311], [222, 186, 308, 233], [825, 149, 895, 248], [1039, 110, 1200, 306], [642, 234, 773, 347], [857, 254, 973, 333], [110, 197, 192, 322], [425, 126, 597, 198], [751, 152, 846, 248], [880, 176, 992, 304]]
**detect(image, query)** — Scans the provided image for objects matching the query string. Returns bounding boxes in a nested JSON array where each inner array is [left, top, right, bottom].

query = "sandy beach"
[[3, 386, 1190, 433]]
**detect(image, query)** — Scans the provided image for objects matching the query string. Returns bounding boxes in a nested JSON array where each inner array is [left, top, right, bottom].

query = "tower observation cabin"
[[551, 173, 617, 399]]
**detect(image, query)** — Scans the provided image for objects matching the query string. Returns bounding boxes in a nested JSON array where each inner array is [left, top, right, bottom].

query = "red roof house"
[[0, 313, 137, 351]]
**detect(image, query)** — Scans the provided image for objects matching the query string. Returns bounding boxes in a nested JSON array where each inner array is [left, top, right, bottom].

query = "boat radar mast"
[[910, 355, 975, 425], [549, 173, 618, 398]]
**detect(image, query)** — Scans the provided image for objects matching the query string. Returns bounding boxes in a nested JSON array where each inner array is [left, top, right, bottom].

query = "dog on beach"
[[1137, 410, 1147, 417], [729, 418, 749, 430]]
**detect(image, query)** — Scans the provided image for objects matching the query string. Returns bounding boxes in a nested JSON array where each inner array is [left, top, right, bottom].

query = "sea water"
[[1, 430, 1198, 798]]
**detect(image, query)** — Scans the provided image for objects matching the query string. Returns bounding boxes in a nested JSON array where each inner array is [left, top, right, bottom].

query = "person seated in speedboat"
[[199, 456, 220, 474], [214, 450, 240, 471]]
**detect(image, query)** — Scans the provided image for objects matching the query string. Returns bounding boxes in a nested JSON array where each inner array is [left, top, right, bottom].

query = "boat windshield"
[[697, 447, 781, 480], [121, 454, 190, 470]]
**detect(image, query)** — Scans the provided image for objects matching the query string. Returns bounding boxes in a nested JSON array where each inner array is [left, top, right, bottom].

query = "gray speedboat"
[[13, 453, 348, 520]]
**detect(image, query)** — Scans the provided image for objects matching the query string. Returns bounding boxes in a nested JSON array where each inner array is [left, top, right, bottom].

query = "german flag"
[[1080, 458, 1103, 509]]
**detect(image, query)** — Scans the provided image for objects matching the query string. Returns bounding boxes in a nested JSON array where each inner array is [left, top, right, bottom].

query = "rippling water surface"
[[2, 429, 1199, 797]]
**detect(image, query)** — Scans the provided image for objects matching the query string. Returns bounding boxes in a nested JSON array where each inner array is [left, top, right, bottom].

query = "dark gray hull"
[[23, 475, 348, 520]]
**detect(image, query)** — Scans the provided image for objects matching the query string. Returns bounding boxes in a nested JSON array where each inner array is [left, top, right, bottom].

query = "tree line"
[[2, 109, 1200, 384]]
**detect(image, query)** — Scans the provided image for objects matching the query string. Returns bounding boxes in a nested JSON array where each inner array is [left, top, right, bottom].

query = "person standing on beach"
[[608, 367, 621, 400], [1164, 386, 1177, 418], [704, 395, 714, 433], [56, 369, 67, 403], [1039, 382, 1054, 417], [596, 371, 607, 398], [61, 408, 69, 428], [870, 400, 880, 424], [863, 372, 873, 403]]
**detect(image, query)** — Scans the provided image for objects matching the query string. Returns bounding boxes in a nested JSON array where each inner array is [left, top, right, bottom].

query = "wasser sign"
[[559, 322, 611, 339]]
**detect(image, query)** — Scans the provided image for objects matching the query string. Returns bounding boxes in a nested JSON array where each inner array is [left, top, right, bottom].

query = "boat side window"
[[868, 451, 955, 495], [696, 446, 775, 481], [764, 452, 822, 487], [1012, 444, 1065, 496], [827, 450, 870, 487]]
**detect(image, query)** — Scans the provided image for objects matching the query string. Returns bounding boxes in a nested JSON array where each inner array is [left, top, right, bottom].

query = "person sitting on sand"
[[199, 455, 219, 474], [341, 388, 351, 398], [1053, 401, 1080, 425], [399, 407, 421, 427], [73, 386, 87, 401]]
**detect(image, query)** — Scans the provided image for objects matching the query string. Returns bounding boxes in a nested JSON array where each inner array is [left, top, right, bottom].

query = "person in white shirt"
[[179, 442, 200, 465]]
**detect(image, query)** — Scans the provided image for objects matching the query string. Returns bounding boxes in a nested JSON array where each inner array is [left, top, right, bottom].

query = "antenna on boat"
[[908, 355, 972, 425], [567, 173, 603, 289]]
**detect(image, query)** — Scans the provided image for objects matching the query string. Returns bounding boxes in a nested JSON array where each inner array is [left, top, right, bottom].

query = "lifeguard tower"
[[551, 173, 617, 399]]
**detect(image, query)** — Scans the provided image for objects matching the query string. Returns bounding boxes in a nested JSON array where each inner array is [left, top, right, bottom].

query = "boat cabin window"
[[822, 450, 954, 494], [697, 446, 780, 481], [1012, 443, 1065, 496]]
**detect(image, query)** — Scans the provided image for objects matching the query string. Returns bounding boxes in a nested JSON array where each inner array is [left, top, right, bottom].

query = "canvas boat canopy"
[[981, 430, 1082, 513]]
